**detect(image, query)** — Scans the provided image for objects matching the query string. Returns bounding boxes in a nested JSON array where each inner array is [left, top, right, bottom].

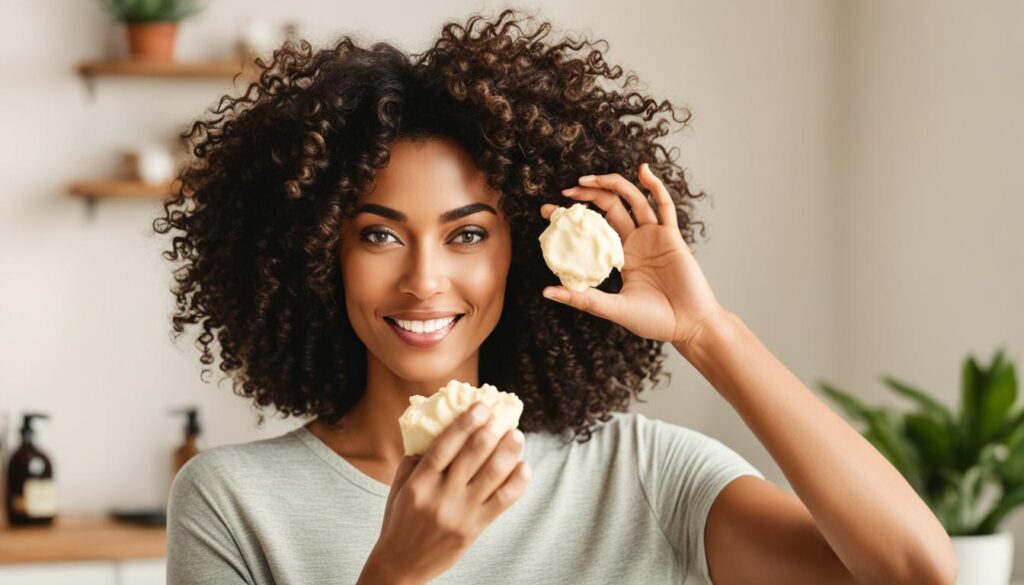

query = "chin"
[[385, 357, 464, 387]]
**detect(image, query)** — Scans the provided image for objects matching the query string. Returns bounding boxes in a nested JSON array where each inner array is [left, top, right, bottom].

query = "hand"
[[363, 402, 531, 584], [539, 163, 727, 346]]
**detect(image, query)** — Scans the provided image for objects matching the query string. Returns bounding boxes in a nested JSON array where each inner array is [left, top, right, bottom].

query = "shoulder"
[[625, 412, 756, 462], [531, 411, 707, 449], [529, 411, 715, 466], [589, 411, 722, 455], [531, 411, 757, 468], [169, 427, 305, 507], [616, 411, 765, 489]]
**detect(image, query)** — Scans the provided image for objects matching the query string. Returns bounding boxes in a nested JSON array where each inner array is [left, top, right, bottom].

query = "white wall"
[[836, 0, 1024, 571], [624, 0, 841, 494], [1, 0, 1021, 574]]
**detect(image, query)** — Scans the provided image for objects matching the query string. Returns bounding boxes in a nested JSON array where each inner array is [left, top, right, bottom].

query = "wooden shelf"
[[77, 58, 257, 80], [68, 179, 181, 199], [0, 514, 165, 564]]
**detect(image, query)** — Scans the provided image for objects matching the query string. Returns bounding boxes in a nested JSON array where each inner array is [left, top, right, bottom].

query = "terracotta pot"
[[125, 22, 179, 62]]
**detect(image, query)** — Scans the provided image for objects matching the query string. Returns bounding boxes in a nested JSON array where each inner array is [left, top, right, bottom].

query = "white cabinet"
[[116, 559, 166, 585], [0, 561, 115, 585], [0, 558, 165, 585]]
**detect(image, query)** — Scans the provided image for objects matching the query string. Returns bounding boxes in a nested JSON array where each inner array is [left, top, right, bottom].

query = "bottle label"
[[22, 479, 58, 517]]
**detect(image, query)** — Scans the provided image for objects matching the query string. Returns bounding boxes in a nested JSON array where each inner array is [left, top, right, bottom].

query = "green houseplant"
[[818, 347, 1021, 584], [97, 0, 206, 62]]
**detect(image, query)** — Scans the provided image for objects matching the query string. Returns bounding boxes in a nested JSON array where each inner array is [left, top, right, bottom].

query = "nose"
[[398, 241, 451, 300]]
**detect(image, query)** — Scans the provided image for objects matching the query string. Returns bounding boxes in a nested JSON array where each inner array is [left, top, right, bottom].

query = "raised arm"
[[676, 312, 956, 585], [539, 163, 956, 585]]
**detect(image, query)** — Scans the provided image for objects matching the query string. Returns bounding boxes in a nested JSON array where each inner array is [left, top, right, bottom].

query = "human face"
[[339, 137, 512, 385]]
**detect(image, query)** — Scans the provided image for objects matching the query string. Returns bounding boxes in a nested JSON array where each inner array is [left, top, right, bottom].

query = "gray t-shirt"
[[167, 411, 764, 584]]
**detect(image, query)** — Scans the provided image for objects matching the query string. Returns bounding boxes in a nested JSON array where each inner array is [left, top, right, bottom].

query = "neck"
[[308, 349, 481, 465]]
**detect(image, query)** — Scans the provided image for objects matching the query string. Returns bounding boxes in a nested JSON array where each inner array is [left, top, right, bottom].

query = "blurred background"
[[0, 0, 1021, 583]]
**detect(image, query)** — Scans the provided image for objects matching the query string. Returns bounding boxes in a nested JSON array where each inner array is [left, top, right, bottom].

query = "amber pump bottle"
[[5, 413, 57, 526], [170, 407, 202, 478]]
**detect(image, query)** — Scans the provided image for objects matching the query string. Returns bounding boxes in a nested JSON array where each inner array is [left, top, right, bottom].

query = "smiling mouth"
[[384, 314, 465, 348]]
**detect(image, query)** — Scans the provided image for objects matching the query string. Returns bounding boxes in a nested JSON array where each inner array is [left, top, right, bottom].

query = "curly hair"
[[151, 7, 708, 443]]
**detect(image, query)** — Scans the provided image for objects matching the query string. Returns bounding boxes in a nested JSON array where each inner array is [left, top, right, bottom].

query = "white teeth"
[[394, 316, 456, 334]]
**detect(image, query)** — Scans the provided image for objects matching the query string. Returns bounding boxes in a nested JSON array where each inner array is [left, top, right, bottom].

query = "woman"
[[155, 9, 956, 585]]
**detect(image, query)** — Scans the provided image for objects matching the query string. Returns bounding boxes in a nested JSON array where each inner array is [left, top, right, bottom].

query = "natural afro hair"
[[151, 7, 708, 443]]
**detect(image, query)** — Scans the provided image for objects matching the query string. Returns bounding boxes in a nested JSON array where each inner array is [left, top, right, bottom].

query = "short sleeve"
[[166, 453, 255, 585], [631, 413, 765, 585]]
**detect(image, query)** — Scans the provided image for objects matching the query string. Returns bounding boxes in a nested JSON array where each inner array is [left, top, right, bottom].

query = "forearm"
[[674, 310, 956, 585]]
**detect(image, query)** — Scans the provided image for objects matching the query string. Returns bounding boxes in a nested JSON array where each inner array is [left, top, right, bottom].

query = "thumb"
[[542, 285, 622, 322]]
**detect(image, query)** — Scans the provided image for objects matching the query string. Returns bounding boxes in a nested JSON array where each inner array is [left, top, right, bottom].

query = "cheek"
[[339, 245, 392, 318], [461, 257, 507, 292], [458, 245, 512, 309]]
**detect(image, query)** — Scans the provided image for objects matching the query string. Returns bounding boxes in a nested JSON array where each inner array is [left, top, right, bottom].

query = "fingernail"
[[513, 429, 525, 443], [542, 287, 567, 302], [578, 175, 596, 182], [562, 187, 577, 194], [471, 402, 489, 421]]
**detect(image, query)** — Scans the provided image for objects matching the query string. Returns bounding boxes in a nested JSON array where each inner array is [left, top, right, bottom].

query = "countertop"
[[0, 515, 165, 564]]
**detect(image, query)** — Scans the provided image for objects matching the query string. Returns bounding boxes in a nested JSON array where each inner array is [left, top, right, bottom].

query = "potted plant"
[[97, 0, 206, 62], [818, 348, 1021, 585]]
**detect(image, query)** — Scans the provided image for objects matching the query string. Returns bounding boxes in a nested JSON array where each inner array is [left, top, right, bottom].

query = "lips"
[[384, 314, 464, 349]]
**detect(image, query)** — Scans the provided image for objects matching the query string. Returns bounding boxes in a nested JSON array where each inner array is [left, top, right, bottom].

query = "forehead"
[[358, 137, 500, 211]]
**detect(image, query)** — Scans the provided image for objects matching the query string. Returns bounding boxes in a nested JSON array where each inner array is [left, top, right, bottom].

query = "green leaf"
[[960, 355, 984, 460], [956, 466, 982, 531], [990, 347, 1008, 375], [95, 0, 204, 22], [932, 484, 960, 533], [1001, 408, 1024, 441], [864, 410, 926, 495], [977, 482, 1024, 534], [818, 381, 926, 494], [881, 375, 954, 427], [817, 381, 874, 423], [904, 413, 956, 470], [998, 420, 1024, 484], [978, 362, 1017, 446]]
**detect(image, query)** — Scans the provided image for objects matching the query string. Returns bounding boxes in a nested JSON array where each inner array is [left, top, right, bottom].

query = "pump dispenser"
[[169, 407, 202, 478], [5, 413, 57, 526]]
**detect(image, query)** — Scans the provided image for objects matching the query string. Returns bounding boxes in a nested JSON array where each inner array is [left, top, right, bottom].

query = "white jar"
[[134, 144, 176, 185], [239, 19, 283, 59]]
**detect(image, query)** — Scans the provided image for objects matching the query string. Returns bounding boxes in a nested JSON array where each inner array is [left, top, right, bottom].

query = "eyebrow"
[[353, 202, 498, 224]]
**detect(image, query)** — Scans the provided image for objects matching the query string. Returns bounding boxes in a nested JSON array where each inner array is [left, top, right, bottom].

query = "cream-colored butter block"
[[538, 203, 624, 292], [398, 379, 524, 456]]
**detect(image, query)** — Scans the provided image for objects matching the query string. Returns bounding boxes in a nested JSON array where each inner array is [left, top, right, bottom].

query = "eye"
[[451, 227, 488, 246], [360, 228, 400, 247], [359, 226, 489, 248]]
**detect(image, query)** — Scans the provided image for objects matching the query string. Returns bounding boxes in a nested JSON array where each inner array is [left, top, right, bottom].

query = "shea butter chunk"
[[538, 203, 624, 292], [398, 379, 524, 456]]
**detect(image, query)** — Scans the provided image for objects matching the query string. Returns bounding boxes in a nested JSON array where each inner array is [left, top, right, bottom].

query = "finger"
[[559, 187, 635, 239], [413, 401, 490, 479], [383, 454, 421, 523], [542, 285, 625, 323], [391, 455, 421, 491], [467, 428, 525, 503], [481, 460, 532, 521], [578, 172, 658, 226], [639, 162, 678, 229], [540, 203, 559, 220], [444, 413, 504, 487]]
